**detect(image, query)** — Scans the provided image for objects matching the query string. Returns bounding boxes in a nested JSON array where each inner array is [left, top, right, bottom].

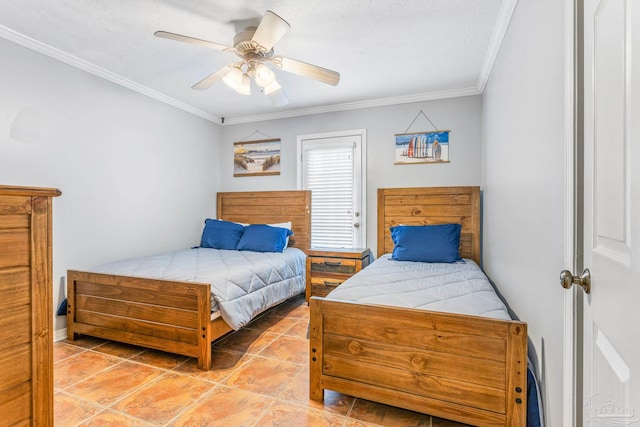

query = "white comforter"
[[91, 247, 306, 329], [325, 254, 511, 321]]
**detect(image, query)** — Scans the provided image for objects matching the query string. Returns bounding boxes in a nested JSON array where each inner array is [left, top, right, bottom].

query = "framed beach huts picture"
[[234, 138, 281, 177], [394, 130, 450, 165]]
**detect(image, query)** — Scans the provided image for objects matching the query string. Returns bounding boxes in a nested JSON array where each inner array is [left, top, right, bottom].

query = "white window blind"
[[302, 141, 356, 248]]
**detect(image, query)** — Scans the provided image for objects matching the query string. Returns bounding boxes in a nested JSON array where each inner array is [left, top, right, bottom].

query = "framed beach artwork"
[[394, 130, 450, 165], [234, 138, 281, 177]]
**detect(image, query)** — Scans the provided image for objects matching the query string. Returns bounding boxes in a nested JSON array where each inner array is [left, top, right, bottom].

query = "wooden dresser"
[[0, 185, 60, 427], [305, 247, 370, 301]]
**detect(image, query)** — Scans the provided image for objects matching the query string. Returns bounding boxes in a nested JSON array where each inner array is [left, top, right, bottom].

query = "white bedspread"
[[325, 254, 511, 321], [91, 247, 306, 330]]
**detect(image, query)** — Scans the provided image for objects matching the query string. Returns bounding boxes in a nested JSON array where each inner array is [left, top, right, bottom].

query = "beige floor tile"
[[224, 355, 301, 397], [54, 351, 121, 390], [272, 298, 309, 319], [113, 372, 212, 425], [76, 410, 153, 426], [54, 391, 103, 426], [66, 361, 163, 406], [248, 312, 300, 333], [53, 342, 86, 363], [64, 336, 108, 349], [173, 348, 252, 383], [349, 399, 431, 427], [129, 348, 189, 370], [93, 341, 146, 359], [259, 334, 309, 364], [279, 370, 355, 416], [257, 400, 346, 427], [283, 317, 310, 339], [215, 327, 279, 354], [169, 386, 273, 427]]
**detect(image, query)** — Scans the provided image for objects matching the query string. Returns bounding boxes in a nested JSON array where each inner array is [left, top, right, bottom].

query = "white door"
[[580, 0, 640, 425], [298, 130, 366, 249]]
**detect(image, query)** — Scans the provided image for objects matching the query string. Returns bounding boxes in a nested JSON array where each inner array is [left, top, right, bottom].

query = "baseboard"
[[54, 328, 68, 342]]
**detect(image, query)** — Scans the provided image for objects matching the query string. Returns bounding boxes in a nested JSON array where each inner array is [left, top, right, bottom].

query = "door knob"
[[560, 268, 591, 294]]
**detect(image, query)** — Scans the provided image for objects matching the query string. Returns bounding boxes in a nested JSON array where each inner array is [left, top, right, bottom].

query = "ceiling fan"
[[154, 10, 340, 106]]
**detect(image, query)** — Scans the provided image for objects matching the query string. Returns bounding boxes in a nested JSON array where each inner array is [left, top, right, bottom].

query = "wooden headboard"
[[217, 190, 311, 251], [377, 186, 481, 264]]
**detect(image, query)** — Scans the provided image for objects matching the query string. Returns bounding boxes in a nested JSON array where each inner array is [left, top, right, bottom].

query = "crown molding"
[[221, 87, 482, 125], [0, 25, 222, 124], [2, 7, 510, 128], [477, 0, 518, 92]]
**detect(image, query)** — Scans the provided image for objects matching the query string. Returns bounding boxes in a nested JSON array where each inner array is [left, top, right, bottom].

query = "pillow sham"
[[269, 221, 292, 247], [237, 224, 294, 253], [237, 221, 292, 247], [200, 219, 245, 250], [390, 223, 462, 263]]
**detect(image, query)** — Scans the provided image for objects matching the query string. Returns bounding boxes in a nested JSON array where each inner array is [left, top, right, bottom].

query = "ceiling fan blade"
[[192, 65, 233, 90], [266, 85, 289, 106], [154, 31, 235, 53], [273, 56, 340, 86], [251, 10, 290, 51]]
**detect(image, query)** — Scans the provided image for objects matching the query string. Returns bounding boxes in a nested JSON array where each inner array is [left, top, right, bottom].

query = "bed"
[[309, 186, 529, 426], [67, 190, 310, 370]]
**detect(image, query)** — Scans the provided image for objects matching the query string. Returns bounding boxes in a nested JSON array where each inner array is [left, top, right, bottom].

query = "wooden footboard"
[[309, 298, 527, 427], [67, 270, 231, 370]]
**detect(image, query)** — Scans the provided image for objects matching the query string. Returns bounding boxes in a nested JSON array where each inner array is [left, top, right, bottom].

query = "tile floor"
[[54, 294, 469, 426]]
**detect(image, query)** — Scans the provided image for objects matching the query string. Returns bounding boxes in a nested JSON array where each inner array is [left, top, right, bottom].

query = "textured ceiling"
[[0, 0, 510, 124]]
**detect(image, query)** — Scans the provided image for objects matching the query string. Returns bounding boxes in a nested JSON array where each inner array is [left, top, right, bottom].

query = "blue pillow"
[[237, 224, 294, 253], [200, 219, 245, 250], [390, 224, 462, 263]]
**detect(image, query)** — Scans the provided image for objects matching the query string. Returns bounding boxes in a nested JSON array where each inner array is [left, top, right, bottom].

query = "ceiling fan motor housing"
[[233, 27, 274, 59]]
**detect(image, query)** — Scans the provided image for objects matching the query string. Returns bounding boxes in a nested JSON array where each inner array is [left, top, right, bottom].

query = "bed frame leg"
[[197, 355, 211, 371], [197, 330, 212, 370], [309, 298, 324, 401], [309, 345, 324, 402]]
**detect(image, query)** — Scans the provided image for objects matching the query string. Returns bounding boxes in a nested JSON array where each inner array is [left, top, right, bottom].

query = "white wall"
[[482, 0, 566, 425], [0, 38, 222, 332], [220, 96, 483, 255]]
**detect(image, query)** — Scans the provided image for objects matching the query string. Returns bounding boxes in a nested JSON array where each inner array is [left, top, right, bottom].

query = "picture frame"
[[234, 138, 281, 177], [394, 130, 450, 165]]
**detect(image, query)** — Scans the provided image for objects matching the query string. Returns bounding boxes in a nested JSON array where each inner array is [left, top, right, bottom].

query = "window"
[[297, 130, 366, 248]]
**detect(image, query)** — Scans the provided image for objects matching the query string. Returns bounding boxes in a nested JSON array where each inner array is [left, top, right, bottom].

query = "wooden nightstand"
[[306, 247, 371, 301]]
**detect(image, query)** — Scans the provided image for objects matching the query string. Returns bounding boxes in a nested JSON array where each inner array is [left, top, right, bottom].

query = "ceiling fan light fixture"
[[223, 67, 251, 95], [155, 9, 340, 101], [263, 80, 288, 106], [239, 73, 251, 95], [262, 80, 281, 95], [222, 67, 242, 89], [254, 63, 276, 87]]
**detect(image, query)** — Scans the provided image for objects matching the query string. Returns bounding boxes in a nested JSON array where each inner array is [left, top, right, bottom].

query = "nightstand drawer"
[[309, 257, 357, 275], [305, 248, 370, 301], [309, 276, 346, 297]]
